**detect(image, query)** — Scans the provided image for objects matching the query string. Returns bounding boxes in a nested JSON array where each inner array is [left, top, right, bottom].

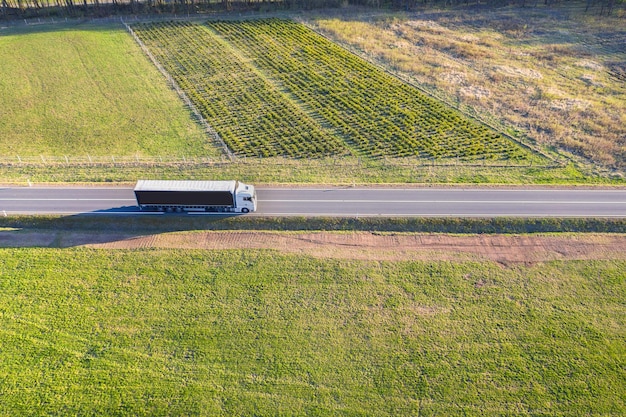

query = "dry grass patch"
[[307, 5, 626, 171]]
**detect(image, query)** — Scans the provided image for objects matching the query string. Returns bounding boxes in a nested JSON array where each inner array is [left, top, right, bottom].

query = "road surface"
[[1, 186, 625, 217]]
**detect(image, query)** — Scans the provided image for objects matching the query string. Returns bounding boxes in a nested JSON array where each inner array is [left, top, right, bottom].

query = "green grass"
[[132, 21, 348, 159], [1, 215, 625, 235], [0, 248, 624, 415], [0, 23, 211, 157], [3, 157, 624, 185]]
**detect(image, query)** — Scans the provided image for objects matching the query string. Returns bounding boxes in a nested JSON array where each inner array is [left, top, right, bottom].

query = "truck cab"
[[236, 182, 257, 213]]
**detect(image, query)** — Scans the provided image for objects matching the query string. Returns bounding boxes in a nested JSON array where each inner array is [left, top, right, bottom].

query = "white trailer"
[[134, 180, 256, 213]]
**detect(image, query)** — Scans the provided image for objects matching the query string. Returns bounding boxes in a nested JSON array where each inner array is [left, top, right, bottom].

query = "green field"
[[132, 20, 349, 159], [0, 23, 211, 158], [133, 19, 540, 163], [1, 19, 623, 184], [1, 248, 624, 416]]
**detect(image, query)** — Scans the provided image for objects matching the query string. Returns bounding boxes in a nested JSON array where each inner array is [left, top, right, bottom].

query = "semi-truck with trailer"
[[134, 180, 257, 213]]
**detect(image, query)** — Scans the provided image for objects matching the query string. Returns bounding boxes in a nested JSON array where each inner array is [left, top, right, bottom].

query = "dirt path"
[[2, 230, 624, 265]]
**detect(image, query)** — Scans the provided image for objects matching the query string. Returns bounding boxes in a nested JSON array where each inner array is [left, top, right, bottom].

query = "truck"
[[134, 180, 257, 213]]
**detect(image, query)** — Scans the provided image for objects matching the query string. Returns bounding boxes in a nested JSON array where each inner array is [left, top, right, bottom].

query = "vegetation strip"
[[1, 215, 624, 234], [1, 19, 620, 184]]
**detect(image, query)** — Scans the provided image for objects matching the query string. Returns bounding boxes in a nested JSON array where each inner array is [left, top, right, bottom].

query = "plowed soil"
[[2, 230, 624, 265]]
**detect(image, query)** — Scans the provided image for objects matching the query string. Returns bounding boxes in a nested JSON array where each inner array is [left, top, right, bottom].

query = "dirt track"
[[2, 230, 624, 265]]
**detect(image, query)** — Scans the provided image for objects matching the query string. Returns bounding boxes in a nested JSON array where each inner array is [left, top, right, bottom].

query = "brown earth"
[[2, 230, 624, 265]]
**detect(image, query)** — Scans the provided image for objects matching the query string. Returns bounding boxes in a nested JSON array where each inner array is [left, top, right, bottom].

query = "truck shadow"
[[0, 209, 244, 248]]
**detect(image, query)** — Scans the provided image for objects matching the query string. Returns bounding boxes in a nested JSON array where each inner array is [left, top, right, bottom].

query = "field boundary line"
[[0, 154, 563, 170], [122, 20, 234, 160]]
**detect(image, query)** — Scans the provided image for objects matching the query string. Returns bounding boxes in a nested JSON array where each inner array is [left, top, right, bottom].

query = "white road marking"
[[260, 188, 626, 192], [259, 199, 626, 204], [0, 198, 137, 201], [253, 213, 626, 217], [0, 211, 162, 215]]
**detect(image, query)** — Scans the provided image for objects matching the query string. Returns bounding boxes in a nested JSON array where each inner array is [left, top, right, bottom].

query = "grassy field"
[[0, 23, 212, 158], [1, 7, 624, 417], [2, 16, 623, 184], [0, 248, 624, 416]]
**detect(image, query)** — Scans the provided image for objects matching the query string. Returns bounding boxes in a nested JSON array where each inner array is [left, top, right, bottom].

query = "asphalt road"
[[1, 186, 625, 217]]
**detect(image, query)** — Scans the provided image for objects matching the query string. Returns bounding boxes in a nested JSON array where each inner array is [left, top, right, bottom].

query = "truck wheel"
[[241, 208, 250, 213]]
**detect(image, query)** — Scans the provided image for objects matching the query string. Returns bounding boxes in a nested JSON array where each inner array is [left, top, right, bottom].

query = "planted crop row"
[[207, 18, 534, 161], [132, 21, 348, 158]]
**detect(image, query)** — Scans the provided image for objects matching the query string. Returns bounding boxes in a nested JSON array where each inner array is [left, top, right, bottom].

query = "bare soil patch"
[[2, 230, 624, 265]]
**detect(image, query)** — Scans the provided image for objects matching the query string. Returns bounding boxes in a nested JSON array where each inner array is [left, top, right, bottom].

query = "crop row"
[[206, 18, 532, 160], [133, 19, 534, 161], [131, 21, 348, 158]]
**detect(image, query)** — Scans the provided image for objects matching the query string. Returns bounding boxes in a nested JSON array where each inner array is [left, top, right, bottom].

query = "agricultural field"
[[1, 11, 623, 184], [132, 19, 540, 162], [307, 4, 626, 171], [0, 23, 211, 158], [1, 248, 624, 416], [131, 20, 347, 159]]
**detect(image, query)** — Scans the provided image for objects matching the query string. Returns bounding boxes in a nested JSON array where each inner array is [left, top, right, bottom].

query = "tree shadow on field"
[[0, 19, 128, 36], [0, 211, 243, 248]]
